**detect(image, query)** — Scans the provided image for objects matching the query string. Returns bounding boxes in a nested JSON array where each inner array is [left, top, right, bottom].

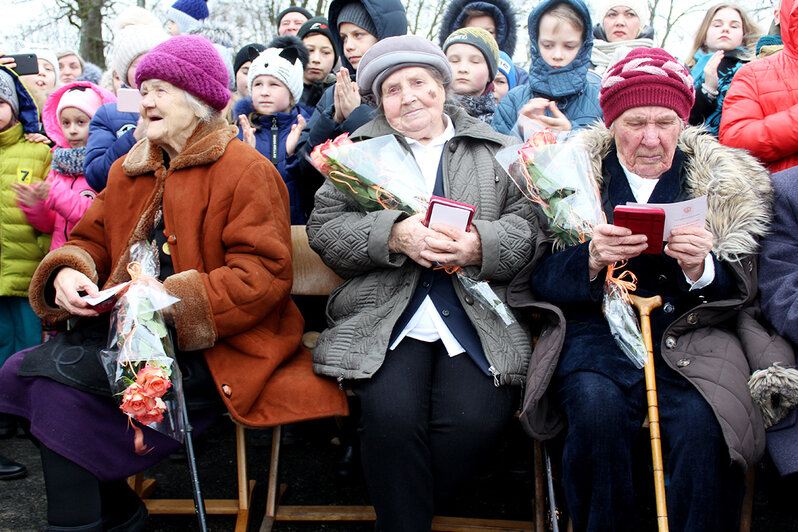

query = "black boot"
[[0, 413, 18, 438], [0, 453, 27, 480], [100, 479, 148, 532], [45, 519, 102, 531]]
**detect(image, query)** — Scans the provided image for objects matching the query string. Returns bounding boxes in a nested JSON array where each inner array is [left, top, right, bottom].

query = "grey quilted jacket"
[[307, 105, 538, 386]]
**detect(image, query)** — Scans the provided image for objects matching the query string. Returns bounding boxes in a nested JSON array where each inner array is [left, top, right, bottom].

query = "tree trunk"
[[77, 0, 106, 67]]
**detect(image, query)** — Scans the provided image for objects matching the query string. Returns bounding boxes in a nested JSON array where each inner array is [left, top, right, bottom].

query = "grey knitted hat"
[[0, 70, 20, 119], [356, 35, 452, 106], [337, 3, 377, 36]]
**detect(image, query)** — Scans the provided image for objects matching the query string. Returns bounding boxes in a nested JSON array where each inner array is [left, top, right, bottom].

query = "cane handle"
[[629, 294, 663, 317]]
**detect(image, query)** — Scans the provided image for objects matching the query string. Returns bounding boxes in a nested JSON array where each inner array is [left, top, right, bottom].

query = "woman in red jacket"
[[719, 0, 798, 172]]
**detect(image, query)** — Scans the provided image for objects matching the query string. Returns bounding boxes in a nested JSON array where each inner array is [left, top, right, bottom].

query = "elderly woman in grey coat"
[[307, 35, 538, 532]]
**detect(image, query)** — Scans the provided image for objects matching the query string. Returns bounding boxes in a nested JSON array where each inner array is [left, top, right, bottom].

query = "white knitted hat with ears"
[[112, 6, 169, 85], [247, 47, 305, 104]]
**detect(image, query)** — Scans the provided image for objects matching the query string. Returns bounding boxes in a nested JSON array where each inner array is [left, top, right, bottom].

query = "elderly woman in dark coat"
[[508, 47, 796, 531], [307, 35, 538, 532], [0, 36, 346, 531]]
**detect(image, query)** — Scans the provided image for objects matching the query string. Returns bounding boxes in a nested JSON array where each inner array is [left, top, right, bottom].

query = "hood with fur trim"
[[438, 0, 518, 57], [43, 82, 117, 149], [579, 125, 773, 261]]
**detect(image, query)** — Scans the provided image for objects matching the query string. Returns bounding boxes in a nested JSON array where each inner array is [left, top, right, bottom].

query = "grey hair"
[[182, 91, 217, 123]]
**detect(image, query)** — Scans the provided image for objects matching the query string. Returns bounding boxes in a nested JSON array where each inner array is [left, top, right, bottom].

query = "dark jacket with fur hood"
[[507, 125, 796, 470], [438, 0, 518, 57], [29, 116, 347, 427]]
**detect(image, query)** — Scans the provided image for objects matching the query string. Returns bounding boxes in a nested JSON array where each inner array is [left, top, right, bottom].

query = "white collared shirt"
[[389, 116, 466, 356], [620, 162, 715, 290]]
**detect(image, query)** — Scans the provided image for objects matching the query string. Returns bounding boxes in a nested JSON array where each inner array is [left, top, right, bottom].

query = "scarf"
[[51, 146, 86, 177], [456, 92, 497, 124], [690, 48, 747, 136], [590, 38, 655, 77]]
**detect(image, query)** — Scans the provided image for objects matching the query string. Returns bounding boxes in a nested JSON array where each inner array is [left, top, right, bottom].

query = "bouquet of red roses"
[[99, 242, 186, 448], [496, 127, 647, 368]]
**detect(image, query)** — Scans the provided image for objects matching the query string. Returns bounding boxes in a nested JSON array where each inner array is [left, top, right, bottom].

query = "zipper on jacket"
[[270, 117, 279, 165], [337, 373, 344, 390]]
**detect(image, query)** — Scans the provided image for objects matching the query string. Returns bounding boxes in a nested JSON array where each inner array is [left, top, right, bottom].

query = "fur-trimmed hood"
[[438, 0, 518, 57], [42, 82, 116, 148], [579, 124, 773, 261]]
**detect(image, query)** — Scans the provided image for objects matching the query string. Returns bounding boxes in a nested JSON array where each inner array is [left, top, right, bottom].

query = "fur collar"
[[123, 115, 238, 177], [578, 125, 773, 261]]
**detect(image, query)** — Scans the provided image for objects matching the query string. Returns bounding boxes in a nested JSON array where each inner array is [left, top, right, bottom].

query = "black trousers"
[[351, 338, 519, 532]]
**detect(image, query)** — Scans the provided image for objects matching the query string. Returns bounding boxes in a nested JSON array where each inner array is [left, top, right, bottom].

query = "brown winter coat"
[[507, 125, 796, 469], [29, 116, 347, 427]]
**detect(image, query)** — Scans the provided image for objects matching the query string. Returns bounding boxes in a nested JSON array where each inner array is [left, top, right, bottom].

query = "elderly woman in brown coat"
[[508, 47, 796, 531], [0, 35, 346, 532]]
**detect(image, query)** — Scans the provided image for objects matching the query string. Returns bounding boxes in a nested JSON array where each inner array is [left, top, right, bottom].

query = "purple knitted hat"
[[135, 35, 230, 111], [599, 48, 695, 126]]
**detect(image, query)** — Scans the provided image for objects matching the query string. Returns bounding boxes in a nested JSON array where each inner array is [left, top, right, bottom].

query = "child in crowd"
[[232, 43, 266, 105], [297, 0, 407, 153], [237, 38, 314, 224], [494, 51, 518, 103], [687, 3, 761, 136], [0, 65, 51, 372], [17, 48, 59, 119], [492, 0, 602, 136], [84, 6, 168, 191], [15, 82, 115, 251], [165, 0, 209, 35], [297, 17, 339, 108], [443, 27, 500, 123]]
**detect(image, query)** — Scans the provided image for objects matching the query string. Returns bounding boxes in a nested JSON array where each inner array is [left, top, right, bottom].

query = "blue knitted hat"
[[167, 0, 209, 33]]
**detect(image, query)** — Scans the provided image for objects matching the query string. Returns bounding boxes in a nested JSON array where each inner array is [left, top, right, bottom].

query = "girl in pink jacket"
[[15, 81, 116, 250]]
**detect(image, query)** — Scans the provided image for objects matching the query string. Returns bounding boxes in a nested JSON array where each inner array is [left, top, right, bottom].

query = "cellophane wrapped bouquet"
[[100, 241, 186, 445], [495, 125, 647, 368], [310, 133, 515, 325]]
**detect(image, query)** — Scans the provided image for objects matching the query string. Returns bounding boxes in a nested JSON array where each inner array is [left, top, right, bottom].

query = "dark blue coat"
[[296, 0, 407, 156], [235, 98, 316, 225], [492, 0, 602, 136], [84, 101, 138, 192]]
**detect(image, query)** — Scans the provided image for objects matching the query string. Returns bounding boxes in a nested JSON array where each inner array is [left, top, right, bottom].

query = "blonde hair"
[[686, 4, 761, 67], [541, 3, 585, 36]]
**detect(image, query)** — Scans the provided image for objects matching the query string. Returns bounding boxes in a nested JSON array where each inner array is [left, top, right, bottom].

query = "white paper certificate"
[[627, 195, 708, 240]]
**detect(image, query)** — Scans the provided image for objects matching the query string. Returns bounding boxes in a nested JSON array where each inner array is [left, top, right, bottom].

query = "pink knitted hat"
[[599, 48, 695, 126], [135, 35, 230, 111], [56, 85, 103, 119]]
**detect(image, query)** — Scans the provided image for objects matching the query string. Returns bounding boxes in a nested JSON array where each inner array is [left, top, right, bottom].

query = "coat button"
[[441, 310, 450, 317], [686, 313, 698, 325], [422, 281, 431, 288], [748, 260, 753, 272], [657, 274, 668, 283], [676, 358, 691, 368], [494, 174, 500, 183], [664, 336, 676, 349], [222, 384, 232, 397], [663, 302, 674, 313], [449, 141, 458, 152], [167, 234, 177, 245], [464, 295, 474, 305]]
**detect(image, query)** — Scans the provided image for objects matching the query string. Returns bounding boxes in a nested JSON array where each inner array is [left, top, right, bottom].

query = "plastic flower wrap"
[[99, 241, 185, 450], [309, 133, 428, 215], [310, 133, 515, 325], [496, 126, 647, 368]]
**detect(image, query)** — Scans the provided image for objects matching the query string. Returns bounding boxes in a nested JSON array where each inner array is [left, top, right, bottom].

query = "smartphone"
[[613, 205, 666, 255], [116, 87, 142, 113], [423, 196, 476, 232], [5, 53, 38, 76]]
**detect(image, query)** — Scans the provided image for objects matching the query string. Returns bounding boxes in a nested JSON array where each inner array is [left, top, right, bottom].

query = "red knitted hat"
[[135, 35, 230, 111], [599, 48, 695, 126]]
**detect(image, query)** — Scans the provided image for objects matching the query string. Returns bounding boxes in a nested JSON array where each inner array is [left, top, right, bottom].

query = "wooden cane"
[[629, 294, 668, 532]]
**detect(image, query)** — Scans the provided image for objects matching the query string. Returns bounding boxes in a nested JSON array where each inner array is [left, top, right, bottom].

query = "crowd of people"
[[0, 0, 797, 531]]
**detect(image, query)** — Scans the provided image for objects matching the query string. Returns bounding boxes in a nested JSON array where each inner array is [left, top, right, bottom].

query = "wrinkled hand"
[[420, 224, 482, 268], [702, 51, 723, 93], [522, 100, 572, 132], [334, 68, 361, 123], [388, 214, 436, 268], [285, 114, 307, 156], [588, 224, 648, 278], [665, 225, 713, 282], [133, 115, 147, 141], [53, 267, 100, 317], [12, 182, 45, 207], [238, 114, 257, 148], [24, 132, 51, 144]]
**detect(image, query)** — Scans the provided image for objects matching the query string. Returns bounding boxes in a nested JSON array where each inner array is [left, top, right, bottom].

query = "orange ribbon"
[[128, 417, 152, 456], [606, 262, 638, 302]]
